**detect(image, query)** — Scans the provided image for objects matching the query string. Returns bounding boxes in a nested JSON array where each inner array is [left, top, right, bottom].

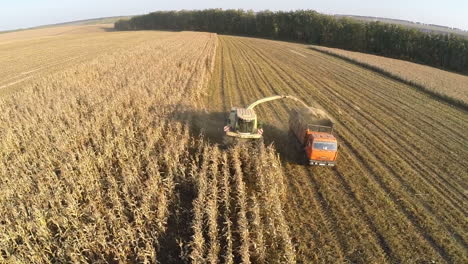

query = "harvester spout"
[[225, 95, 315, 145], [246, 95, 310, 110]]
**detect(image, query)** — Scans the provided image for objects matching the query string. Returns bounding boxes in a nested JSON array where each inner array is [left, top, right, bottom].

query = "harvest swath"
[[206, 36, 467, 263], [0, 26, 466, 263]]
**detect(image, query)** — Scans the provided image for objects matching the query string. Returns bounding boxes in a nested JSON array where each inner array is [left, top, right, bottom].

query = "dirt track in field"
[[204, 35, 468, 263]]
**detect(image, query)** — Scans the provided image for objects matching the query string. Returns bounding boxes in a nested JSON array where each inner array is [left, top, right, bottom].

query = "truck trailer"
[[289, 109, 338, 166]]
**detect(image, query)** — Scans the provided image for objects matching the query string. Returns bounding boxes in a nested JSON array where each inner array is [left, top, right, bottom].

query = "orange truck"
[[289, 109, 338, 166]]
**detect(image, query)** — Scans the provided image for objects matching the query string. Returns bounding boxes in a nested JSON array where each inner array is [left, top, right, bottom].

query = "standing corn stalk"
[[221, 153, 235, 264], [188, 146, 212, 263], [206, 147, 221, 263], [231, 147, 251, 264]]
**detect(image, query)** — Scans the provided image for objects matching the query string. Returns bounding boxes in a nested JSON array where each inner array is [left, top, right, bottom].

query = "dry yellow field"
[[0, 26, 466, 263], [311, 45, 468, 107], [0, 27, 295, 263], [0, 24, 113, 43], [0, 24, 162, 95]]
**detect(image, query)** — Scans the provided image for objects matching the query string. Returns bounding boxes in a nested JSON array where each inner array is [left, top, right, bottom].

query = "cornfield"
[[0, 28, 296, 263], [0, 26, 466, 263]]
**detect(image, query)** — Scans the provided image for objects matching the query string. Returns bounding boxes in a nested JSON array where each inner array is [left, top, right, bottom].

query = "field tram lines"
[[338, 95, 467, 209], [326, 66, 468, 149], [294, 44, 467, 131], [232, 38, 296, 125], [310, 71, 468, 199], [343, 58, 467, 132], [222, 39, 238, 110], [230, 36, 468, 262], [222, 38, 252, 106], [239, 38, 438, 261], [335, 127, 458, 262], [303, 166, 393, 263], [336, 118, 467, 241], [282, 164, 346, 262], [230, 37, 291, 138], [264, 44, 468, 200], [332, 141, 447, 260], [271, 44, 468, 162], [220, 45, 232, 111], [330, 84, 466, 192], [206, 41, 229, 112], [331, 155, 400, 263], [331, 66, 467, 133], [224, 42, 291, 135], [226, 37, 270, 111], [211, 36, 464, 260], [308, 69, 468, 206], [227, 36, 362, 260], [321, 51, 468, 126], [212, 37, 340, 262], [308, 80, 466, 256], [327, 98, 466, 259], [230, 37, 288, 120], [224, 38, 245, 107]]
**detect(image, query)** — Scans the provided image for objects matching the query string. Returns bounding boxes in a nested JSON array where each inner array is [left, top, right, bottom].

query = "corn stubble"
[[0, 32, 295, 263], [207, 36, 467, 263], [310, 45, 468, 108]]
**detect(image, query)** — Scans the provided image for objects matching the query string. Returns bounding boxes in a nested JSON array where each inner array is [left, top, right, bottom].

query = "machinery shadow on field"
[[168, 108, 226, 144], [169, 109, 306, 165]]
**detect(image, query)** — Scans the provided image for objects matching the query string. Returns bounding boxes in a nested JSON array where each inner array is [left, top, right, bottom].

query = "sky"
[[1, 0, 467, 31]]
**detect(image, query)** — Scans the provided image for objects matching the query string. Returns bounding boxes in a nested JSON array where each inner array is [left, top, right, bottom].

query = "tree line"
[[115, 9, 468, 73]]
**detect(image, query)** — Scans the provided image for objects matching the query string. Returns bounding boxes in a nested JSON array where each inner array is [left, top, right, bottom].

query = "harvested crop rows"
[[205, 35, 468, 263], [310, 45, 468, 108]]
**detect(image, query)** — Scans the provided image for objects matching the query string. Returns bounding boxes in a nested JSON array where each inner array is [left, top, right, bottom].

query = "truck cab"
[[305, 131, 338, 166]]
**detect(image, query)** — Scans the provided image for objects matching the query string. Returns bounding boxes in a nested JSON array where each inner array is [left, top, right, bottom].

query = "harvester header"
[[224, 95, 309, 144]]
